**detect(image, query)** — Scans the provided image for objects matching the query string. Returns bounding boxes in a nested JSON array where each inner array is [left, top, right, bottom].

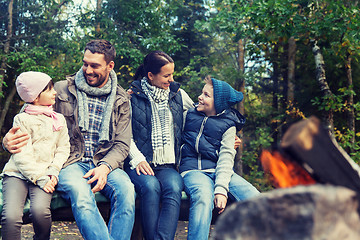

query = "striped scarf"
[[141, 77, 171, 163]]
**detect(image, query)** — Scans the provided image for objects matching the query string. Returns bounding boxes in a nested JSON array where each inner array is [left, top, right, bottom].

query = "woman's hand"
[[3, 127, 29, 154], [214, 194, 228, 214], [136, 161, 155, 176]]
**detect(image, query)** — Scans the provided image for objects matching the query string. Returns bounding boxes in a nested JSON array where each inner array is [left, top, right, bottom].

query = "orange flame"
[[260, 150, 316, 188]]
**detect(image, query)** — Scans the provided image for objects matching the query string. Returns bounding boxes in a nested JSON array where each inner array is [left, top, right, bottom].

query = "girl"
[[1, 71, 70, 240]]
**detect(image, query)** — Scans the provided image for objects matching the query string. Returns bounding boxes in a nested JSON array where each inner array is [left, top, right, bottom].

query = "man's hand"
[[43, 176, 58, 194], [214, 194, 228, 214], [83, 165, 111, 193], [234, 135, 242, 149], [136, 161, 154, 176], [3, 127, 30, 154]]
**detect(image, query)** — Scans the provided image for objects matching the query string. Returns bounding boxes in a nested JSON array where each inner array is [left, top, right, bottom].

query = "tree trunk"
[[271, 44, 279, 149], [0, 86, 16, 133], [345, 53, 355, 151], [235, 39, 245, 175], [312, 40, 334, 133], [0, 0, 13, 95], [96, 0, 103, 34], [287, 36, 296, 104]]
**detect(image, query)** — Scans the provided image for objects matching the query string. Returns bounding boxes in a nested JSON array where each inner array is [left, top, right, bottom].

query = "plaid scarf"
[[141, 77, 171, 163], [74, 68, 117, 142]]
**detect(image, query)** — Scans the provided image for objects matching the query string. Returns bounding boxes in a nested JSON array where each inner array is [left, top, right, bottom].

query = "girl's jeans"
[[126, 164, 184, 240], [183, 171, 260, 240], [1, 176, 52, 240]]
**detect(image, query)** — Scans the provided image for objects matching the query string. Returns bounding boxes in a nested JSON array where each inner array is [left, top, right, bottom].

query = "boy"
[[179, 76, 260, 240]]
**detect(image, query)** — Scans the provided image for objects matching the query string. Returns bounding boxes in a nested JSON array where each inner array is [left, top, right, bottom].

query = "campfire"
[[212, 116, 360, 240], [260, 150, 316, 188]]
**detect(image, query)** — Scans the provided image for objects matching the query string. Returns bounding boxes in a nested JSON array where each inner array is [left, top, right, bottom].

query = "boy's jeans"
[[183, 171, 260, 240], [57, 161, 135, 240]]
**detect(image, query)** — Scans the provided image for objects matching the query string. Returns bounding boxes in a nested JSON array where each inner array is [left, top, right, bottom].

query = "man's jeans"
[[183, 171, 260, 240], [57, 161, 135, 240], [126, 164, 183, 240]]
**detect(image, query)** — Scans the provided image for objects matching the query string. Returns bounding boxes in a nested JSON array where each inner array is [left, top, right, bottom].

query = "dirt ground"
[[20, 221, 215, 240]]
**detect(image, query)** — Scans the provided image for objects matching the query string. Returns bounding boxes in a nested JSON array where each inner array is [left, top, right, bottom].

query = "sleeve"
[[214, 126, 237, 197], [45, 114, 70, 180], [180, 89, 194, 112], [10, 115, 45, 185], [97, 96, 131, 170], [128, 138, 147, 169], [126, 102, 147, 169], [180, 89, 194, 129]]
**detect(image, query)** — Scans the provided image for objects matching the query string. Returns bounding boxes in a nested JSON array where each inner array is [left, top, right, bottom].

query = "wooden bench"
[[0, 183, 223, 239]]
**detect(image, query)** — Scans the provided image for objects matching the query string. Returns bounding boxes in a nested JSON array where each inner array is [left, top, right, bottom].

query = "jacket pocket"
[[57, 93, 75, 117]]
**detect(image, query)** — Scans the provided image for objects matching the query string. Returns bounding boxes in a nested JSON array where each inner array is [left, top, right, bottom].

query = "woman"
[[125, 50, 193, 240]]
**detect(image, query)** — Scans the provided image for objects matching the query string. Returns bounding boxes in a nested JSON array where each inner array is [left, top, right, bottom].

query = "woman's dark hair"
[[134, 51, 174, 80]]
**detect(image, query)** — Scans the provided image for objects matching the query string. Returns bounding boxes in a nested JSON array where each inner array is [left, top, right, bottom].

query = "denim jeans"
[[126, 164, 184, 240], [1, 176, 52, 240], [183, 171, 260, 240], [57, 161, 135, 240]]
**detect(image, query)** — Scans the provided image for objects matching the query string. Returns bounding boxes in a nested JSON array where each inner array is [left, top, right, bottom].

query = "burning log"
[[279, 116, 360, 193], [213, 117, 360, 239], [212, 185, 360, 240]]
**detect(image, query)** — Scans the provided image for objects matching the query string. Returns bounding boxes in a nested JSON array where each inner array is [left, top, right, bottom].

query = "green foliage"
[[1, 0, 360, 189], [334, 128, 360, 163]]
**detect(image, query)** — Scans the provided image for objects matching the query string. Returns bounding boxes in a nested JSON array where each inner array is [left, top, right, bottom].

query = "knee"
[[190, 187, 213, 206], [163, 178, 183, 196], [1, 209, 23, 225], [30, 205, 51, 220], [139, 178, 161, 196]]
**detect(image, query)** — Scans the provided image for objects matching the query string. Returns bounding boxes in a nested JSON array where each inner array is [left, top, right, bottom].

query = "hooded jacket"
[[54, 74, 131, 170]]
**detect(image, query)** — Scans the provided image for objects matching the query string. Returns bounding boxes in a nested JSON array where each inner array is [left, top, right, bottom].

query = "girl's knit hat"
[[211, 78, 243, 114], [16, 71, 52, 103]]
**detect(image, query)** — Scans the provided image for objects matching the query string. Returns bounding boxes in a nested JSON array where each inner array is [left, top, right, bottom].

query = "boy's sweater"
[[180, 107, 245, 196], [2, 112, 70, 189]]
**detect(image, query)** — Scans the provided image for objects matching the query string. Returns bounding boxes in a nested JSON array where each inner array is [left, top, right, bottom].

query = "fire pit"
[[212, 116, 360, 240]]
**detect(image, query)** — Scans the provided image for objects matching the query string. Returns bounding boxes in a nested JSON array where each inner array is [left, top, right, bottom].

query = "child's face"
[[197, 83, 216, 116], [33, 87, 57, 106], [148, 62, 174, 90]]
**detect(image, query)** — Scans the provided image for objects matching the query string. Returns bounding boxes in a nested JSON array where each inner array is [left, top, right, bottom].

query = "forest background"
[[0, 0, 359, 192]]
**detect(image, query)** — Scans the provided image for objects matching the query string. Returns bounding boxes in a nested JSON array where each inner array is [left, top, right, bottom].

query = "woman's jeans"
[[1, 176, 52, 240], [57, 161, 135, 240], [183, 171, 260, 240], [126, 164, 184, 240]]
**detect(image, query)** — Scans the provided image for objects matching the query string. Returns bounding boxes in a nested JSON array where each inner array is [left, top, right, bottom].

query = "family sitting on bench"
[[2, 39, 259, 240]]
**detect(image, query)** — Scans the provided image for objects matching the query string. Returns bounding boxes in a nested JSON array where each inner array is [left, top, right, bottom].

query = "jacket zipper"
[[196, 117, 207, 170]]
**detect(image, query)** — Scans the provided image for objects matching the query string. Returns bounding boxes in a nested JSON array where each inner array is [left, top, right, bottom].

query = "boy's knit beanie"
[[16, 71, 52, 103], [211, 78, 243, 114]]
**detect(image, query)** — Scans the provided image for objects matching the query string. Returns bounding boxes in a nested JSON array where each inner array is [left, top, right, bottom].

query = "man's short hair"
[[84, 39, 116, 64]]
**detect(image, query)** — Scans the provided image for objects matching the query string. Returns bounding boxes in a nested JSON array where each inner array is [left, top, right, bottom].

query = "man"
[[3, 39, 135, 240]]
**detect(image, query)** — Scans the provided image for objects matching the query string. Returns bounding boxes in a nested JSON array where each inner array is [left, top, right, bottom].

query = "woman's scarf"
[[141, 77, 171, 163], [74, 68, 117, 142], [25, 104, 64, 131]]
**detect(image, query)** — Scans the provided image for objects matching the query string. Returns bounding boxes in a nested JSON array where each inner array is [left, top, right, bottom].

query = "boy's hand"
[[43, 176, 58, 193], [136, 161, 154, 176], [3, 127, 30, 153], [234, 135, 241, 149], [214, 194, 227, 214]]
